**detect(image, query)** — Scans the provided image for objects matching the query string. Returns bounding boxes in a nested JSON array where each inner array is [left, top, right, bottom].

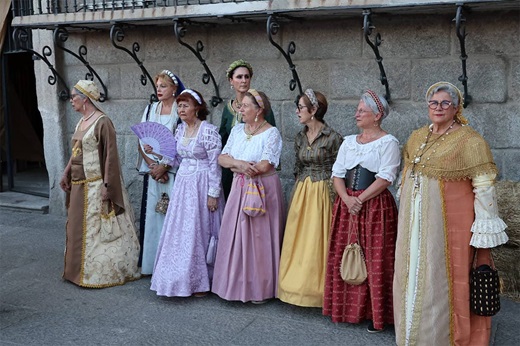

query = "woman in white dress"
[[137, 70, 185, 275]]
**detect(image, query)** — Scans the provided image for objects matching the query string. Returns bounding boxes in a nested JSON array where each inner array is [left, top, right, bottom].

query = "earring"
[[230, 85, 234, 89], [374, 121, 379, 127], [311, 116, 314, 120], [82, 104, 86, 111], [196, 111, 199, 118], [254, 115, 258, 122]]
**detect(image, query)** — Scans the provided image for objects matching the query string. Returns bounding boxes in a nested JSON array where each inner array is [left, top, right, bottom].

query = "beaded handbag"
[[155, 193, 169, 215], [470, 249, 501, 316]]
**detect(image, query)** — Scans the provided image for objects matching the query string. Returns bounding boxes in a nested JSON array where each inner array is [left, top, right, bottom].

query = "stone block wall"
[[33, 9, 519, 220]]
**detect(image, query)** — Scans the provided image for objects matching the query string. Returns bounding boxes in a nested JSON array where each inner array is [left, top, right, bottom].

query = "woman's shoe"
[[367, 321, 385, 333], [251, 299, 269, 305], [193, 292, 208, 298]]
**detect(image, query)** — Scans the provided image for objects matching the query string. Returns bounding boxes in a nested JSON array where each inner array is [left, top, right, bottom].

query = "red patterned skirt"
[[323, 188, 397, 330]]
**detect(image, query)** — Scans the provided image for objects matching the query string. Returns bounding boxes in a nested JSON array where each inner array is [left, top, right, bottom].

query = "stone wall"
[[33, 9, 519, 220]]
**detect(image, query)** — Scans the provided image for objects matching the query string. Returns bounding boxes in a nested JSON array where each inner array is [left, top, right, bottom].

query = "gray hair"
[[73, 87, 88, 100], [426, 84, 460, 107], [361, 92, 390, 120]]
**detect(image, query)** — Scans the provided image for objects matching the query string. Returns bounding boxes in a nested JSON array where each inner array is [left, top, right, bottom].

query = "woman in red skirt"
[[323, 90, 400, 333]]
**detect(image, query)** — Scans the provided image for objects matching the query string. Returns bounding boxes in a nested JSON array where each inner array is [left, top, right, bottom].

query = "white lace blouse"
[[222, 124, 283, 167], [332, 134, 400, 183]]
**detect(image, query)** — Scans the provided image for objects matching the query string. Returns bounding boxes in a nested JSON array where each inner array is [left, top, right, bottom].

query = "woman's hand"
[[342, 195, 363, 215], [149, 164, 169, 183], [237, 160, 259, 177], [59, 173, 71, 192], [207, 196, 218, 212]]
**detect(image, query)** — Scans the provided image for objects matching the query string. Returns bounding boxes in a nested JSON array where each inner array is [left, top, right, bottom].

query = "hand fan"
[[131, 122, 177, 159]]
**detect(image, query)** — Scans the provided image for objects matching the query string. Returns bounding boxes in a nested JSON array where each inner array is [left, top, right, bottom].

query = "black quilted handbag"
[[470, 249, 501, 316]]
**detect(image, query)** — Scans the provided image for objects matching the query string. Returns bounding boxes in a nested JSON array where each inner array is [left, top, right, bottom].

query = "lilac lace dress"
[[150, 121, 224, 297]]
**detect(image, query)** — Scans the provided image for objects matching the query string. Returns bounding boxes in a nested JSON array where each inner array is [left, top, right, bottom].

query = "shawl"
[[403, 125, 497, 181]]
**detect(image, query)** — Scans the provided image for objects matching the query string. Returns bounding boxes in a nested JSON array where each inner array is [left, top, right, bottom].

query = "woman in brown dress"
[[59, 80, 140, 288]]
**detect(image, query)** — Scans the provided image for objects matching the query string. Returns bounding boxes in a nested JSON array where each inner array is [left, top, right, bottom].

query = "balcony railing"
[[10, 0, 519, 29], [11, 1, 266, 16]]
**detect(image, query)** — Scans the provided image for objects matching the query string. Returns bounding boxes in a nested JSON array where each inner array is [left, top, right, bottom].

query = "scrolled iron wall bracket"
[[54, 26, 108, 102], [173, 19, 222, 107], [362, 9, 391, 102], [454, 3, 471, 108], [267, 14, 303, 100], [12, 27, 70, 101], [109, 23, 157, 103]]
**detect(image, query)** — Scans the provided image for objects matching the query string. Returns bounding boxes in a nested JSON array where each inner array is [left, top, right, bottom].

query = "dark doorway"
[[1, 47, 49, 197]]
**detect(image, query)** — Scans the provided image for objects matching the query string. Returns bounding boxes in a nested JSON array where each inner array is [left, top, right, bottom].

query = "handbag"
[[242, 178, 266, 217], [340, 219, 367, 285], [470, 249, 501, 316], [155, 192, 169, 215], [100, 200, 123, 243]]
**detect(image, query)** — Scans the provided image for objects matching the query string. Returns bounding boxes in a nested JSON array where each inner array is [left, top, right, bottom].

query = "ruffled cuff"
[[208, 187, 220, 198], [470, 217, 509, 248]]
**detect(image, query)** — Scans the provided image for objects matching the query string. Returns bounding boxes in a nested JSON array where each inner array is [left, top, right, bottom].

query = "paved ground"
[[1, 200, 519, 345]]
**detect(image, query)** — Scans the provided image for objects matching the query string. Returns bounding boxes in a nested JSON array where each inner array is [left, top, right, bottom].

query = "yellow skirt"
[[278, 177, 333, 307]]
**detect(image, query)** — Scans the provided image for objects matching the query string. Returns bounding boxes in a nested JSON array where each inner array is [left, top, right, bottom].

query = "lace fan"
[[131, 122, 177, 159]]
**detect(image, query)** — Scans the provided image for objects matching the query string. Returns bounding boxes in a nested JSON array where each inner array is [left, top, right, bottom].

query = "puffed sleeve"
[[331, 138, 349, 178], [376, 136, 401, 183], [260, 127, 283, 167], [202, 123, 223, 198], [469, 173, 508, 248]]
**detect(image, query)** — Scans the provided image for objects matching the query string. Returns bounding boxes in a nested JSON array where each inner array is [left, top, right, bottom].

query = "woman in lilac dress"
[[149, 89, 224, 297], [212, 89, 284, 303]]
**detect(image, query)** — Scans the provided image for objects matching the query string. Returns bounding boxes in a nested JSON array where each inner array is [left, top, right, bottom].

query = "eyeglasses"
[[70, 93, 79, 101], [428, 100, 453, 110], [296, 104, 308, 112], [355, 108, 371, 115]]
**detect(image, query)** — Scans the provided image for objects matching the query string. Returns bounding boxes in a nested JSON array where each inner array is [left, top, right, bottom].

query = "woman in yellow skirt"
[[278, 89, 343, 307]]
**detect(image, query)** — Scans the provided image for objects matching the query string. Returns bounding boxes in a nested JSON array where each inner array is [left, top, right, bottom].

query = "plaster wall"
[[33, 9, 520, 216]]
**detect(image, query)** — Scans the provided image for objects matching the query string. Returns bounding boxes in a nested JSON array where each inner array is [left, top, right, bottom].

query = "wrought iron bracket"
[[54, 26, 108, 102], [362, 9, 390, 102], [454, 3, 471, 108], [267, 15, 303, 100], [173, 19, 222, 107], [109, 23, 157, 103], [12, 27, 70, 101]]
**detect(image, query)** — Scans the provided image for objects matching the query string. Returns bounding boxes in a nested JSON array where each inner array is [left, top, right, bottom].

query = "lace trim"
[[471, 218, 508, 234], [470, 232, 509, 248]]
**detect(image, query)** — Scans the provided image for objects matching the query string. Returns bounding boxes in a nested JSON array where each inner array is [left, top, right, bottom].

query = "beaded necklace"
[[410, 120, 456, 183]]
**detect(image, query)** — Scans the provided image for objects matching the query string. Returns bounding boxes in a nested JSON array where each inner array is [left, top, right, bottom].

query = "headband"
[[161, 69, 179, 86], [247, 89, 264, 109], [180, 89, 202, 105], [304, 89, 319, 108], [226, 59, 254, 79], [365, 89, 384, 117], [425, 81, 468, 125]]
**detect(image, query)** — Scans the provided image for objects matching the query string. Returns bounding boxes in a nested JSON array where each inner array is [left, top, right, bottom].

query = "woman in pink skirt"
[[212, 89, 284, 303]]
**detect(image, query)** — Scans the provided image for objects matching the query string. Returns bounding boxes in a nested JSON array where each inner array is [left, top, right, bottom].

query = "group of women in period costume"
[[60, 62, 508, 345]]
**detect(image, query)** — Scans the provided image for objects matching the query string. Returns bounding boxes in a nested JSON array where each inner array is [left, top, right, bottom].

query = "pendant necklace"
[[245, 120, 267, 141], [82, 110, 96, 122]]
